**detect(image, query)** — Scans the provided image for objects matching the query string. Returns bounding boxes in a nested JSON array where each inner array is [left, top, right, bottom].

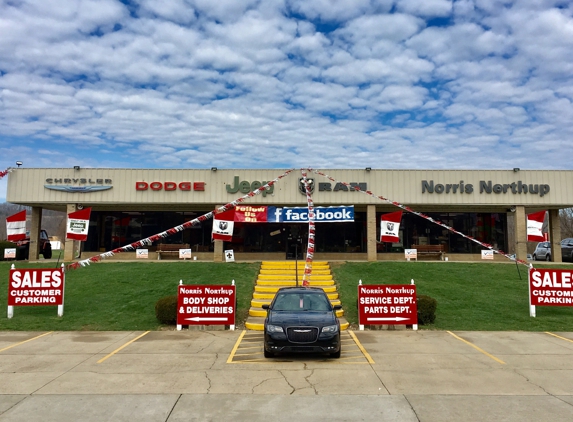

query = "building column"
[[367, 205, 377, 262], [549, 209, 562, 262], [64, 204, 77, 261], [514, 205, 528, 261], [29, 207, 42, 260], [506, 212, 516, 255], [213, 206, 224, 262]]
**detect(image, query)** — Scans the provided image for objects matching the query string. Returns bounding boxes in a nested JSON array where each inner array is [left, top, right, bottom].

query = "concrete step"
[[253, 291, 339, 300], [254, 285, 337, 293], [258, 274, 333, 281], [256, 279, 335, 286], [259, 269, 332, 275], [251, 297, 342, 308], [249, 306, 344, 318], [245, 316, 349, 331], [261, 261, 329, 268]]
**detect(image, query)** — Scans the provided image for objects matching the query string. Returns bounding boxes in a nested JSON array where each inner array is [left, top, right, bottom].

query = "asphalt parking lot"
[[1, 329, 573, 421]]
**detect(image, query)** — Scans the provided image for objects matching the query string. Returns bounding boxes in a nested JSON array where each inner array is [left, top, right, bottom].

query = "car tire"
[[43, 243, 52, 259], [532, 254, 537, 261], [330, 349, 341, 359], [546, 254, 551, 261], [263, 348, 274, 358]]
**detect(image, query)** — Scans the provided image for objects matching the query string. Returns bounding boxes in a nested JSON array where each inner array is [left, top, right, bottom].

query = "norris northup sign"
[[422, 180, 550, 197]]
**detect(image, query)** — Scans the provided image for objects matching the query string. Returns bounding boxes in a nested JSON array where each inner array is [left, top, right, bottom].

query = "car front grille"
[[286, 326, 319, 343]]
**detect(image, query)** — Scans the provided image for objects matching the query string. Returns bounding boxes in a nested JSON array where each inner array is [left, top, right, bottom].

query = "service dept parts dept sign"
[[358, 284, 418, 326]]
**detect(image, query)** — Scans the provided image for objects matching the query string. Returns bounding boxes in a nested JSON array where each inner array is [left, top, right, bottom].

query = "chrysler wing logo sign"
[[44, 185, 112, 193]]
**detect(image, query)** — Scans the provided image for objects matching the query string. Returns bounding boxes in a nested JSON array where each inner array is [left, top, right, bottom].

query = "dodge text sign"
[[358, 284, 417, 325], [529, 268, 573, 306], [8, 268, 65, 306], [177, 285, 236, 325]]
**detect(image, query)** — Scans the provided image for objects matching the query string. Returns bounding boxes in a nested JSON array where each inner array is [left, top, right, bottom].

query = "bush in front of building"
[[0, 240, 17, 261], [155, 295, 178, 325], [417, 295, 437, 325]]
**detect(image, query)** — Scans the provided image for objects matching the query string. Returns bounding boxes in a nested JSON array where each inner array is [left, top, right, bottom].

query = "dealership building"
[[6, 168, 573, 263]]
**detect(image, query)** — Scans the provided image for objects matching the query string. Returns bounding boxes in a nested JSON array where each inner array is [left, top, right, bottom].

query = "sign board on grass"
[[136, 249, 149, 259], [177, 284, 236, 326], [4, 248, 16, 259], [404, 249, 417, 261], [179, 249, 192, 259], [7, 266, 65, 318], [529, 268, 573, 317], [358, 283, 417, 326], [481, 250, 494, 260]]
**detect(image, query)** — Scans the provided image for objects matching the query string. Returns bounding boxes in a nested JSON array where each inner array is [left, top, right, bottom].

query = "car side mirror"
[[262, 304, 270, 310], [333, 305, 342, 311]]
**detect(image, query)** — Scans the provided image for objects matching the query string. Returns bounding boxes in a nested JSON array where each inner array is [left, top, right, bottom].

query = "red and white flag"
[[66, 208, 92, 241], [212, 209, 235, 241], [6, 210, 26, 241], [380, 211, 403, 243], [527, 211, 546, 242]]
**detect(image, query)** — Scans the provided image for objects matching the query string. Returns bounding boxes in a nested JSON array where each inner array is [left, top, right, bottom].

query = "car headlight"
[[322, 325, 338, 333], [266, 324, 284, 333]]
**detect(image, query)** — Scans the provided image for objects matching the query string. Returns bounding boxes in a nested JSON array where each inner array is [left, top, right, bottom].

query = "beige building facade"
[[7, 168, 573, 262]]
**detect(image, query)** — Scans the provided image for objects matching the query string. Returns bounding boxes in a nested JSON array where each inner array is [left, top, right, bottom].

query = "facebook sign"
[[267, 206, 354, 223]]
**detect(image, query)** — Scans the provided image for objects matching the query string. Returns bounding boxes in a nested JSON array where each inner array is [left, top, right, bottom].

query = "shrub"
[[417, 294, 437, 325], [155, 295, 178, 325], [0, 241, 17, 261]]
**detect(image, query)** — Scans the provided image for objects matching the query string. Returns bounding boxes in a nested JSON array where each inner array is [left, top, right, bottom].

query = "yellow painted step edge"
[[253, 292, 339, 300], [251, 298, 341, 308], [245, 320, 350, 331], [249, 307, 344, 318], [255, 285, 337, 293], [257, 280, 334, 286]]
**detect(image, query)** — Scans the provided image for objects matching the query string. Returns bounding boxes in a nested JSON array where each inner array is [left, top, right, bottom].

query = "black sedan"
[[263, 287, 342, 358]]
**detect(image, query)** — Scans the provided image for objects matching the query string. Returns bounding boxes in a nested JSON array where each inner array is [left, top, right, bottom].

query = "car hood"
[[268, 311, 337, 326]]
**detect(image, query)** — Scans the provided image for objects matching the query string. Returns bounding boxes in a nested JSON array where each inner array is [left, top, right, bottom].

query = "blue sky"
[[1, 0, 573, 201]]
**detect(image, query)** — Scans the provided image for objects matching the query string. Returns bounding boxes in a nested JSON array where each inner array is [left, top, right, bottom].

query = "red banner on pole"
[[66, 207, 92, 241], [6, 210, 26, 241], [380, 211, 403, 243], [527, 211, 546, 242], [212, 209, 235, 241]]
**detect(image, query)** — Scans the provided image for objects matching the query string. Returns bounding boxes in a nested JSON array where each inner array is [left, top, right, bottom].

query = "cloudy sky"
[[1, 0, 573, 200]]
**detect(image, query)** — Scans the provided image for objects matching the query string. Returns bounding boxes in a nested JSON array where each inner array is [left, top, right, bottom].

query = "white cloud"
[[1, 0, 573, 203]]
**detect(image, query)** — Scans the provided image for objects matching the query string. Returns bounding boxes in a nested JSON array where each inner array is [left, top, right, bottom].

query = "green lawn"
[[332, 261, 573, 331], [1, 260, 572, 331]]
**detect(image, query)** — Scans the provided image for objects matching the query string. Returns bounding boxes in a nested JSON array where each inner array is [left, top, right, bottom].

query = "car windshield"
[[272, 292, 331, 311]]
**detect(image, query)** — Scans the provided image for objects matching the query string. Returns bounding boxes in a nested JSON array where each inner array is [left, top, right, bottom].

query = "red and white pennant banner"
[[311, 169, 530, 267], [0, 168, 13, 180], [300, 169, 316, 287], [68, 169, 295, 269]]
